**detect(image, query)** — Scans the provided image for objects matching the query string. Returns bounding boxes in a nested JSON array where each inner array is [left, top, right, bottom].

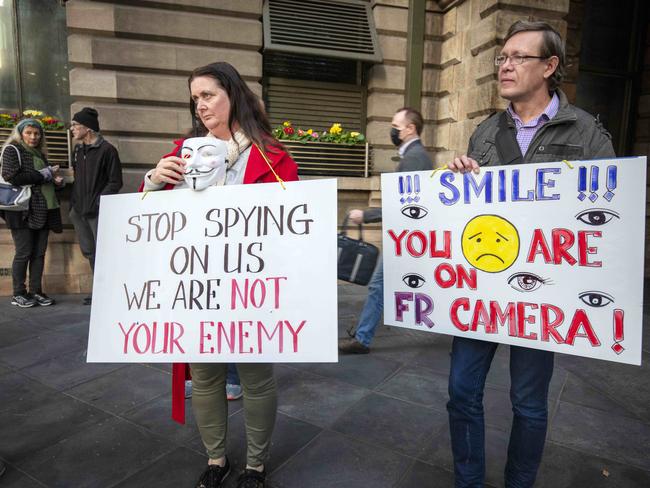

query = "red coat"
[[139, 139, 298, 423]]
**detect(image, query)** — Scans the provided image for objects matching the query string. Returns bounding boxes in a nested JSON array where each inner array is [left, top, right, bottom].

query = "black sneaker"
[[338, 337, 370, 354], [11, 294, 36, 308], [83, 295, 92, 305], [32, 292, 55, 307], [237, 468, 266, 488], [196, 457, 230, 488]]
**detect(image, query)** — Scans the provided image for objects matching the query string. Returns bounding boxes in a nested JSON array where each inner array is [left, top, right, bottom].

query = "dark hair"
[[396, 107, 424, 135], [505, 20, 565, 91], [188, 62, 279, 151]]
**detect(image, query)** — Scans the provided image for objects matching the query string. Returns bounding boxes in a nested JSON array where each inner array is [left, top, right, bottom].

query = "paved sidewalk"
[[0, 283, 649, 487]]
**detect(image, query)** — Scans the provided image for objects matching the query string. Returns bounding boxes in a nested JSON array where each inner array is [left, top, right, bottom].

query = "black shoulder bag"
[[337, 215, 379, 286]]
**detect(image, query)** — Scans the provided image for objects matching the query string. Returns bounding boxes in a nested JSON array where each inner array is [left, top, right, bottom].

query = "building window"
[[0, 0, 71, 120], [263, 52, 365, 132], [262, 0, 381, 176]]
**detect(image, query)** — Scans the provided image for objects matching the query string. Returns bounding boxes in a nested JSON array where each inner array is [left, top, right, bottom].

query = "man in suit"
[[339, 107, 433, 353]]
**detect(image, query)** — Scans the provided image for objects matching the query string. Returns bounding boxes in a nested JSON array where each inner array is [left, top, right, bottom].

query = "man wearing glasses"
[[445, 21, 615, 487], [69, 108, 123, 305]]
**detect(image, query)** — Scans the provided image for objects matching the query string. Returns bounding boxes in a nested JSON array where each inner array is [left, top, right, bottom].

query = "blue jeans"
[[227, 364, 240, 386], [354, 260, 383, 347], [447, 337, 554, 488]]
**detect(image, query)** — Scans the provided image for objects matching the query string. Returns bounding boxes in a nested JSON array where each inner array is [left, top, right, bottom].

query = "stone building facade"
[[0, 0, 648, 294]]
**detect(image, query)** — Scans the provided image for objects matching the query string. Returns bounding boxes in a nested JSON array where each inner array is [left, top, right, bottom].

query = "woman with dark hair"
[[1, 118, 64, 308], [142, 62, 298, 488]]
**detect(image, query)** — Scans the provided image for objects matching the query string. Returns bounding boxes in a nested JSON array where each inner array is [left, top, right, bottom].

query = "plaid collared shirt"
[[506, 92, 560, 156]]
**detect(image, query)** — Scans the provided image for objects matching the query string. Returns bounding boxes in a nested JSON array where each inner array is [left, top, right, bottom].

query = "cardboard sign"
[[87, 179, 338, 363], [382, 158, 646, 365]]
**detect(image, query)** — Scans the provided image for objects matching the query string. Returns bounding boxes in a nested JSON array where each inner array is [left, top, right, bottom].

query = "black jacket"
[[363, 138, 434, 223], [71, 136, 123, 217], [0, 143, 62, 232]]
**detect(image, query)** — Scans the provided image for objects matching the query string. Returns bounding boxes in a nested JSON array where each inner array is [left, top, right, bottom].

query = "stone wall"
[[0, 0, 265, 296], [66, 0, 264, 192], [352, 0, 412, 244], [368, 0, 420, 174]]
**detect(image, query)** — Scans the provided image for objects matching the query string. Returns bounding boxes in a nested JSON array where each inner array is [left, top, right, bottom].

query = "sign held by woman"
[[87, 179, 338, 363]]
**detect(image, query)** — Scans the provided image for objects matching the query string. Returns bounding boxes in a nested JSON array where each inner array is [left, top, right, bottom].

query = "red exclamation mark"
[[611, 309, 624, 354]]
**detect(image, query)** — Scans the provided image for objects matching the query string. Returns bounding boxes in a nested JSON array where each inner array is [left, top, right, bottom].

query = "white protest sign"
[[382, 158, 646, 365], [87, 179, 338, 363]]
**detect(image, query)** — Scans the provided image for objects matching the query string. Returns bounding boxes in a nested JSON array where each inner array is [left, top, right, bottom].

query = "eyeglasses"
[[494, 54, 548, 66]]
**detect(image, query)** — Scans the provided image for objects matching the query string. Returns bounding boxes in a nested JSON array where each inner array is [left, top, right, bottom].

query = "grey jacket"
[[363, 139, 433, 223], [397, 139, 433, 172], [468, 90, 615, 166]]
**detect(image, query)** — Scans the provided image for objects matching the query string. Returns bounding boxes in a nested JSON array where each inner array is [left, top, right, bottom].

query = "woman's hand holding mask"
[[151, 156, 186, 185]]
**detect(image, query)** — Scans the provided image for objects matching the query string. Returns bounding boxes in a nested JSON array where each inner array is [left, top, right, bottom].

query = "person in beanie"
[[69, 107, 122, 305], [1, 118, 64, 307]]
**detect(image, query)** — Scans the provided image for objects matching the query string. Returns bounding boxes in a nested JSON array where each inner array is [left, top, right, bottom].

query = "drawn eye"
[[402, 273, 425, 288], [575, 208, 619, 226], [507, 272, 548, 292], [401, 205, 428, 220], [578, 291, 614, 307], [182, 153, 192, 159]]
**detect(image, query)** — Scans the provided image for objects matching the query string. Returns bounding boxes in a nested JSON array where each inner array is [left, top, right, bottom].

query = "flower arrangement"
[[274, 121, 366, 144], [0, 109, 66, 131]]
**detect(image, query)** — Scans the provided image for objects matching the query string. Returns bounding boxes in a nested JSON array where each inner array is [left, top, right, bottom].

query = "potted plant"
[[273, 121, 371, 177], [0, 110, 70, 168]]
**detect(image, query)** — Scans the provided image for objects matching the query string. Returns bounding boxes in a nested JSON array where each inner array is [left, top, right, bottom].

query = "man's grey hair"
[[505, 20, 566, 91]]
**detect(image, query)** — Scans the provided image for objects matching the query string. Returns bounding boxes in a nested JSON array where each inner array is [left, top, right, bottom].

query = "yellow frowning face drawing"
[[461, 215, 520, 273]]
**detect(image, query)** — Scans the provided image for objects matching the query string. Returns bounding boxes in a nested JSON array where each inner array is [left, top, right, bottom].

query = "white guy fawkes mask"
[[181, 137, 228, 191]]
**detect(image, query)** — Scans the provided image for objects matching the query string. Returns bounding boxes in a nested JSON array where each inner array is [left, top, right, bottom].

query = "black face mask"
[[390, 127, 402, 147]]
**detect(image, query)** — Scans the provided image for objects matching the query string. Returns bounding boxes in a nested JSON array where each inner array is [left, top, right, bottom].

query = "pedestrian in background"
[[69, 107, 122, 305], [0, 118, 64, 308], [338, 107, 433, 354]]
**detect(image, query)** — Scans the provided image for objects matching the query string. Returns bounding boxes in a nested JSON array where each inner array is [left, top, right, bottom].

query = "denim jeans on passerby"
[[227, 364, 240, 385], [354, 259, 383, 347], [447, 336, 554, 488]]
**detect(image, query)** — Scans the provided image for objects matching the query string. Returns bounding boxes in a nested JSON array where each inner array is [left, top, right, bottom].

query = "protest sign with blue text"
[[382, 158, 646, 365]]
